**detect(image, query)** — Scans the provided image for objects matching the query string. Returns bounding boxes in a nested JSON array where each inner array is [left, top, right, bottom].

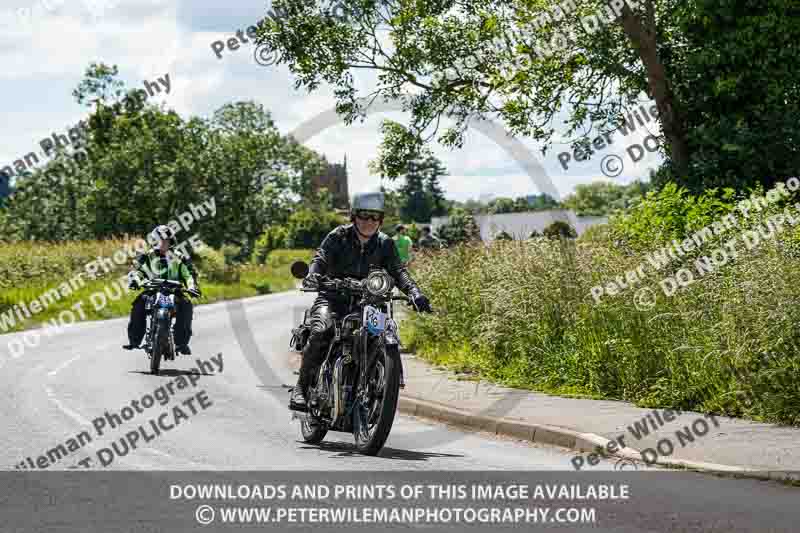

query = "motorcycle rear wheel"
[[353, 344, 400, 456]]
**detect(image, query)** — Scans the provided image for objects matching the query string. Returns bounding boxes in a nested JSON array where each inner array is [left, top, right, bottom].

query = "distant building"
[[430, 209, 608, 242], [311, 155, 349, 209]]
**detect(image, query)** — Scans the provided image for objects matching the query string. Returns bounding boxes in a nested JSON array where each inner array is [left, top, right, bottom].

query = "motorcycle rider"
[[289, 191, 433, 411], [123, 225, 201, 355]]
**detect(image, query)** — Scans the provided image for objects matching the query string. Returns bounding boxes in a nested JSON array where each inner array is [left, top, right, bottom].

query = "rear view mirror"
[[291, 261, 309, 279]]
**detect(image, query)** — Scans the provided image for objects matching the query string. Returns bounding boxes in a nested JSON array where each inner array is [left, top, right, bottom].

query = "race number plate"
[[364, 305, 386, 335]]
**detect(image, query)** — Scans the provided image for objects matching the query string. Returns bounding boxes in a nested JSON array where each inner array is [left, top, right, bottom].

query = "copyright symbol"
[[600, 154, 623, 178], [254, 44, 278, 67], [196, 505, 215, 525], [614, 457, 638, 471], [633, 287, 656, 311]]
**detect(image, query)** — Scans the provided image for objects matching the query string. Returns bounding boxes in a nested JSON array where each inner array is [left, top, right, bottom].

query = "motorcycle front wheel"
[[150, 318, 168, 375], [300, 408, 329, 444], [352, 344, 401, 456]]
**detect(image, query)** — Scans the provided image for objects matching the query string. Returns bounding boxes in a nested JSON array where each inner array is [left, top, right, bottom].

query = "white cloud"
[[1, 0, 662, 201]]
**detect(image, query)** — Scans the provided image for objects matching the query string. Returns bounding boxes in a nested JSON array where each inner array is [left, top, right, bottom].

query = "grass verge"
[[0, 244, 312, 334]]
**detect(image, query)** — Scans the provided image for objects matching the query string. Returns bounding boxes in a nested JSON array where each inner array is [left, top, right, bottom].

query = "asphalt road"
[[1, 291, 799, 532]]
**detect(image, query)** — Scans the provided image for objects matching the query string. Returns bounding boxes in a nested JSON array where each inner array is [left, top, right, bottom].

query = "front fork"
[[384, 317, 405, 389]]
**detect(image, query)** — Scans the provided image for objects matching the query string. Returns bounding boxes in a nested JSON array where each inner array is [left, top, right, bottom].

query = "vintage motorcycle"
[[137, 278, 199, 375], [288, 261, 411, 456]]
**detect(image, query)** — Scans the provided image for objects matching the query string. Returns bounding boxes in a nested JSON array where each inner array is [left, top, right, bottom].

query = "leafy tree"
[[459, 193, 561, 214], [398, 159, 428, 222], [0, 63, 332, 249], [608, 182, 738, 252], [260, 0, 800, 195], [436, 208, 481, 246], [543, 221, 577, 240], [487, 197, 517, 214], [252, 225, 290, 264], [284, 207, 347, 248], [526, 193, 560, 211], [659, 0, 800, 192], [422, 155, 449, 218], [396, 151, 450, 222], [562, 180, 650, 216]]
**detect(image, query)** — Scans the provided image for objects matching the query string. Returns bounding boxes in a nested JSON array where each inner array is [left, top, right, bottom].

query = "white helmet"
[[147, 224, 177, 248]]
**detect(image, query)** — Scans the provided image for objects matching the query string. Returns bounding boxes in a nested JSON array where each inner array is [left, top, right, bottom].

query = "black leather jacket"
[[308, 224, 422, 297]]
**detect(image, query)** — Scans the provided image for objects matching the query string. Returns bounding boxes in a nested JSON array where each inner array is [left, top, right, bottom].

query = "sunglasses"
[[356, 212, 383, 222]]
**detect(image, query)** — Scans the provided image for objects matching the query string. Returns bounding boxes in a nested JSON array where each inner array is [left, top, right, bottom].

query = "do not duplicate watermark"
[[14, 353, 223, 469]]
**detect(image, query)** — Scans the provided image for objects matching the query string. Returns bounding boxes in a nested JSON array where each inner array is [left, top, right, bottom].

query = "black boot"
[[289, 339, 324, 411], [289, 377, 309, 412]]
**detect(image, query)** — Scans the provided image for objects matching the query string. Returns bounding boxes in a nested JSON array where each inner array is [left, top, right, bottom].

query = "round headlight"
[[365, 271, 393, 296]]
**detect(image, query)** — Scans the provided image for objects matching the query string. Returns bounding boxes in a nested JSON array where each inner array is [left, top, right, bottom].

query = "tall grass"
[[405, 229, 800, 425], [0, 239, 312, 333]]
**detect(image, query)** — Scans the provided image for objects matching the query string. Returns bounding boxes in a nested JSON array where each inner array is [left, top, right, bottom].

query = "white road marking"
[[48, 354, 82, 377], [42, 350, 216, 470], [44, 385, 91, 425]]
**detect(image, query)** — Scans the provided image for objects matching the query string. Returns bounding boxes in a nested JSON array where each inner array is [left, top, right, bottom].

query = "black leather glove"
[[302, 273, 322, 289], [409, 289, 433, 313]]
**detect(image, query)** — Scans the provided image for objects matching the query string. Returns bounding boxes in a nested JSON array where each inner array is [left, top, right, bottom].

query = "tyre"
[[300, 410, 329, 444], [353, 344, 400, 455], [300, 368, 329, 444], [150, 317, 168, 375]]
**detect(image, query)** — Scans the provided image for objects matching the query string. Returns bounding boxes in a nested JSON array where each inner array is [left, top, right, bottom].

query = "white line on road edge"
[[48, 354, 82, 377], [45, 385, 91, 426], [41, 349, 216, 470]]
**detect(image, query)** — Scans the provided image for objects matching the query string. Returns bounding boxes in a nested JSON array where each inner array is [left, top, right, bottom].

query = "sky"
[[0, 0, 665, 204]]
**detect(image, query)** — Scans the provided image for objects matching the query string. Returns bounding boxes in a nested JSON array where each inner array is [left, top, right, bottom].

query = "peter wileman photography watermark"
[[14, 353, 223, 469], [1, 72, 172, 186], [211, 1, 389, 67], [571, 409, 720, 471], [0, 196, 217, 362], [589, 176, 800, 308], [556, 103, 662, 178]]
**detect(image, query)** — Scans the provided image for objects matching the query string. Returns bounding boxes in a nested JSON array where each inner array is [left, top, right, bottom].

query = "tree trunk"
[[616, 0, 690, 178]]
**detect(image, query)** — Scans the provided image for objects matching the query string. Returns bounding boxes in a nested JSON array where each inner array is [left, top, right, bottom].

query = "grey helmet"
[[350, 191, 385, 215]]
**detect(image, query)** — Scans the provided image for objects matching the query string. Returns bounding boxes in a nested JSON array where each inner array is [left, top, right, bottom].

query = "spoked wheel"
[[352, 344, 400, 455], [150, 319, 168, 375], [300, 404, 329, 444], [300, 370, 329, 443]]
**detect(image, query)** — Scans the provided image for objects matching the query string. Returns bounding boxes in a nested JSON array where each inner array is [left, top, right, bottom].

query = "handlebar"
[[302, 277, 364, 294], [143, 279, 182, 287], [301, 278, 413, 306], [138, 279, 200, 298]]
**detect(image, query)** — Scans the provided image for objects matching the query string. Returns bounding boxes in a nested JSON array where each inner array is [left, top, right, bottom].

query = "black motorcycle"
[[288, 261, 411, 456], [137, 279, 199, 375]]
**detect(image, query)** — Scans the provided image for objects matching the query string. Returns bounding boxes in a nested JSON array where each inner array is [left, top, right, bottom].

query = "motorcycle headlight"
[[365, 270, 394, 297]]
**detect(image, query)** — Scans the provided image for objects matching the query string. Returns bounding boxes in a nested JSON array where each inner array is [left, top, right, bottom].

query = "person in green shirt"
[[393, 224, 413, 264], [123, 225, 201, 355]]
